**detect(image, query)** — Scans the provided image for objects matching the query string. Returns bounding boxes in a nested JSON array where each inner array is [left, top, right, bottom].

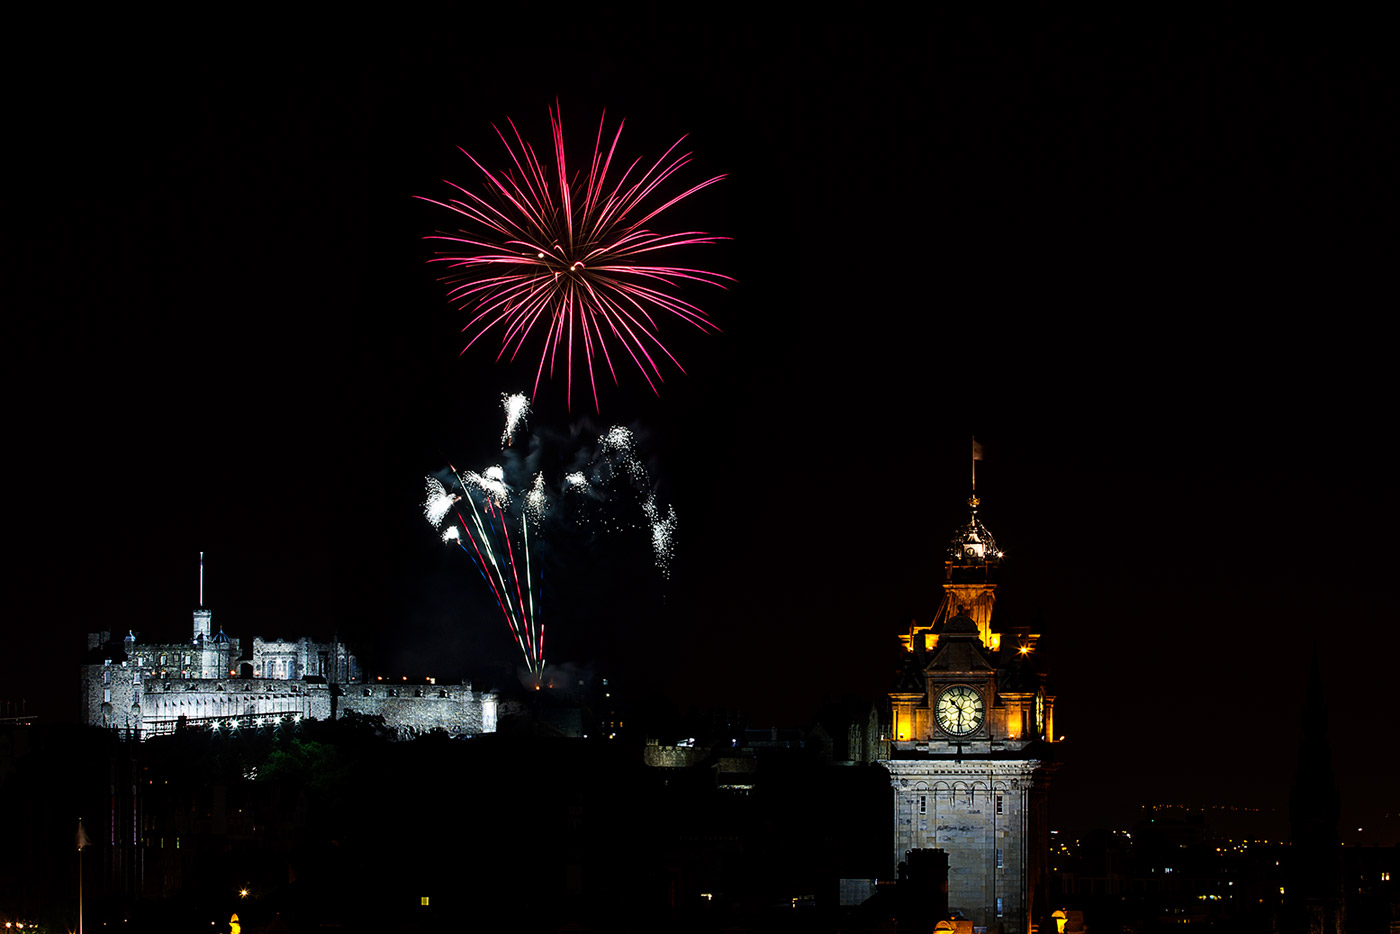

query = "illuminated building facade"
[[883, 492, 1057, 933], [80, 561, 497, 740]]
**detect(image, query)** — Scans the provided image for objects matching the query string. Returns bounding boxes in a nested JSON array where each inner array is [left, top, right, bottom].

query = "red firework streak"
[[452, 493, 544, 674], [420, 102, 730, 410]]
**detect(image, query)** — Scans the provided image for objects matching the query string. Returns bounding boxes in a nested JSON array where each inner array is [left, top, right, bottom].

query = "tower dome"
[[948, 493, 1001, 563]]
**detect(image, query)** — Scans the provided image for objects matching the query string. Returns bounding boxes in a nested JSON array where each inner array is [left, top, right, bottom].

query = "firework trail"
[[429, 462, 547, 674], [419, 102, 731, 411]]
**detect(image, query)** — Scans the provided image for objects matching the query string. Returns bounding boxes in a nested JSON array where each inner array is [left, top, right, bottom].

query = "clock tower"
[[883, 490, 1057, 934]]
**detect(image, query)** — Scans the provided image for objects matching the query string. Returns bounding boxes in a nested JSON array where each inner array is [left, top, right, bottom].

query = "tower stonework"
[[882, 492, 1057, 934]]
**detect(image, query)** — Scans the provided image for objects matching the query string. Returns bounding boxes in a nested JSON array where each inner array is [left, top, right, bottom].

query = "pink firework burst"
[[419, 103, 730, 411]]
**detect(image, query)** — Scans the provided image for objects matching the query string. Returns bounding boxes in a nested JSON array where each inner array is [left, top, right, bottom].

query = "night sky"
[[6, 10, 1394, 841]]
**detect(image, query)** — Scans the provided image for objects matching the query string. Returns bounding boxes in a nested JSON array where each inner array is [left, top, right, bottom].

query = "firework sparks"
[[420, 103, 731, 410], [423, 477, 459, 528], [643, 497, 678, 578], [460, 465, 510, 504], [501, 392, 530, 446], [424, 405, 681, 673], [584, 425, 678, 575], [525, 472, 549, 523]]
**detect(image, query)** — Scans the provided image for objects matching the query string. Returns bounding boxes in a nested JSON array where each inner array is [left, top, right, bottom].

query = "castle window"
[[103, 670, 111, 684], [996, 794, 1004, 815], [996, 848, 1004, 869], [104, 689, 111, 703], [996, 896, 1004, 917], [919, 795, 926, 814]]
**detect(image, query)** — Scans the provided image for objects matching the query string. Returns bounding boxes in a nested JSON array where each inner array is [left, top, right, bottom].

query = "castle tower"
[[193, 551, 212, 641], [884, 487, 1057, 934]]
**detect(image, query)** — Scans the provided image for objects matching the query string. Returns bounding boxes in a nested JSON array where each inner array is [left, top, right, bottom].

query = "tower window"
[[996, 794, 1004, 815], [996, 848, 1004, 868], [919, 795, 926, 814], [996, 896, 1004, 917]]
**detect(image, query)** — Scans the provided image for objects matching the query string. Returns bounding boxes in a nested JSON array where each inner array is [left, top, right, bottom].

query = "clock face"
[[936, 685, 985, 736]]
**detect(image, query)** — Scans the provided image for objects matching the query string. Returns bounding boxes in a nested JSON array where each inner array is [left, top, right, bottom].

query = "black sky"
[[5, 9, 1395, 840]]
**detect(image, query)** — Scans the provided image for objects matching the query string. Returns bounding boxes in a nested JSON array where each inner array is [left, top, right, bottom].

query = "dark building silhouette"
[[1284, 649, 1346, 934]]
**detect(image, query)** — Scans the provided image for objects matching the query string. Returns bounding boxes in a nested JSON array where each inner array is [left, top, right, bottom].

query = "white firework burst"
[[643, 497, 678, 578], [442, 525, 461, 543], [525, 472, 549, 523], [462, 466, 510, 504], [501, 393, 530, 446], [423, 477, 458, 528]]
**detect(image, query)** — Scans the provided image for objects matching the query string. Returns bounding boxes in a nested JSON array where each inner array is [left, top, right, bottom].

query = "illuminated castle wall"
[[81, 608, 497, 741], [883, 493, 1057, 934]]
